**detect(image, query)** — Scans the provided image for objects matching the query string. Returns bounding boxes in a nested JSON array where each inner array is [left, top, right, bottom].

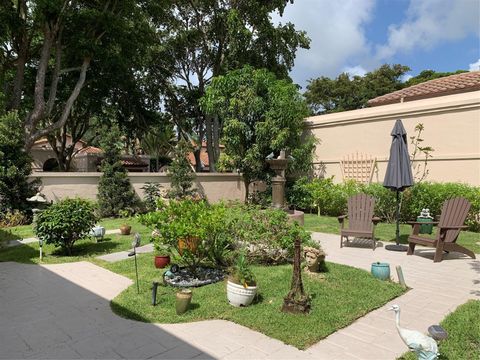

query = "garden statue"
[[388, 304, 439, 360], [303, 246, 326, 273]]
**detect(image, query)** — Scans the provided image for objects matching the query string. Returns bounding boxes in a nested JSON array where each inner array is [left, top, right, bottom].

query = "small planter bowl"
[[120, 225, 132, 235], [154, 255, 171, 269], [371, 262, 390, 280]]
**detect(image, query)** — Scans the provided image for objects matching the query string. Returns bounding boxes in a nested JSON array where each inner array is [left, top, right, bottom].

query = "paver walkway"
[[0, 232, 478, 359]]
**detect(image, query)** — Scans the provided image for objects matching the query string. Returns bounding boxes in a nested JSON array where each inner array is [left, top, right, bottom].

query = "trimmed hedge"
[[288, 177, 480, 232]]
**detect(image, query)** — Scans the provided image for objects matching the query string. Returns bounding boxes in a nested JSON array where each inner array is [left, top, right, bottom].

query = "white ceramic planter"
[[227, 280, 257, 307], [90, 226, 105, 241]]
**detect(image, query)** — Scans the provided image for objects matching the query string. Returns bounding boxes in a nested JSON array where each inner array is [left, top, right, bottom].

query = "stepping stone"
[[96, 243, 154, 263]]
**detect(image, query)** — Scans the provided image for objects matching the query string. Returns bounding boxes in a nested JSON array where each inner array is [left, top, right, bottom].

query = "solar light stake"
[[128, 233, 141, 294], [152, 281, 159, 306], [39, 239, 43, 261]]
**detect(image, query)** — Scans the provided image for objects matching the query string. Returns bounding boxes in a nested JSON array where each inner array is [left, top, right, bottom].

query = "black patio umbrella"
[[383, 119, 414, 251]]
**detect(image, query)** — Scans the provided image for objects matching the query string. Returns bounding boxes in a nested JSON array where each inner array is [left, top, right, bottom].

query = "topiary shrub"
[[97, 127, 138, 217], [167, 140, 197, 200], [34, 198, 97, 255]]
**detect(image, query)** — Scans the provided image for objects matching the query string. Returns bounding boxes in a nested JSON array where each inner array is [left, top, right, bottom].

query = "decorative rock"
[[164, 267, 225, 288]]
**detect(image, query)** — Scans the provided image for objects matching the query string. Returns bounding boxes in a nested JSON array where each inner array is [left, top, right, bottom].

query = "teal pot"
[[371, 262, 390, 280]]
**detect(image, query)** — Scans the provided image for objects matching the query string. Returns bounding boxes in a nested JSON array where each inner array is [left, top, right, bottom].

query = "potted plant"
[[119, 209, 133, 235], [371, 262, 390, 280], [139, 199, 208, 275], [227, 252, 257, 307], [119, 224, 132, 235], [154, 242, 171, 269]]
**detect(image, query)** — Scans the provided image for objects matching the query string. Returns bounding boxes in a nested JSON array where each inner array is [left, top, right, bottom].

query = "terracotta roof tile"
[[368, 71, 480, 106], [78, 146, 102, 154]]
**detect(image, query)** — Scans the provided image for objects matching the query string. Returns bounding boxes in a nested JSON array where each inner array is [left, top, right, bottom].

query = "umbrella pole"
[[385, 190, 408, 252], [396, 190, 400, 245]]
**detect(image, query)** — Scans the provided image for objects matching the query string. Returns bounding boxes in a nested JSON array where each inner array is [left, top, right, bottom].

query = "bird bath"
[[266, 150, 304, 225]]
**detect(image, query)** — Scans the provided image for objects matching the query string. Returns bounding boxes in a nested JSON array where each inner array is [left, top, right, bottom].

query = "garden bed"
[[104, 253, 405, 349]]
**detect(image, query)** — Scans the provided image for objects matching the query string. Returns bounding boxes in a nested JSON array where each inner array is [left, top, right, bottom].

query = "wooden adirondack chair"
[[407, 197, 476, 263], [338, 193, 381, 250]]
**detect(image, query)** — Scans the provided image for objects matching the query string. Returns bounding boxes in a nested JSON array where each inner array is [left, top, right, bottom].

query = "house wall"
[[305, 91, 480, 185], [30, 172, 246, 203]]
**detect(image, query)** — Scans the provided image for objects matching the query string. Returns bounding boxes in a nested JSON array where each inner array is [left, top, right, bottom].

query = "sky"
[[272, 0, 480, 88]]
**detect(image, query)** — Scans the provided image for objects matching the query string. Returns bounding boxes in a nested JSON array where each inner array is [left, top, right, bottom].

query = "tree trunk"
[[244, 178, 250, 203], [206, 115, 216, 172], [7, 0, 28, 111], [194, 149, 202, 172], [282, 236, 310, 314]]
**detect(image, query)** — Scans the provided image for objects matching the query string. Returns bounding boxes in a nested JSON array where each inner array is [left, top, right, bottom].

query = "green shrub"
[[227, 205, 315, 264], [34, 198, 97, 255], [289, 178, 480, 231], [402, 182, 480, 231], [139, 199, 210, 273], [0, 210, 29, 227], [140, 182, 164, 212], [0, 112, 39, 213], [97, 127, 139, 217], [140, 200, 318, 270], [167, 140, 197, 200]]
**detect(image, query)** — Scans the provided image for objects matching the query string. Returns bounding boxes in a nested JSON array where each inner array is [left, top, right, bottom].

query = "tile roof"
[[368, 71, 480, 106], [78, 146, 102, 154]]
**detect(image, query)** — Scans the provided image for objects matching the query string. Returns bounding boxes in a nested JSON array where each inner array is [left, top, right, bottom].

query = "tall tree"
[[305, 64, 411, 114], [201, 66, 315, 200], [404, 69, 467, 87], [161, 0, 310, 171], [0, 0, 171, 151]]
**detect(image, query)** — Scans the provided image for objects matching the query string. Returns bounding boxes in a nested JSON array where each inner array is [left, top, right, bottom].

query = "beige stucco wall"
[[305, 91, 480, 185], [31, 173, 246, 203]]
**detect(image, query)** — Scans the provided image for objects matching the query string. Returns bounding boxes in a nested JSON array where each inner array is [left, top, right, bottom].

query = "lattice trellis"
[[340, 152, 376, 184]]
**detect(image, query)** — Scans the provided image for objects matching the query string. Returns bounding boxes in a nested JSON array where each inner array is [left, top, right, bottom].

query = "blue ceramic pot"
[[371, 262, 390, 280]]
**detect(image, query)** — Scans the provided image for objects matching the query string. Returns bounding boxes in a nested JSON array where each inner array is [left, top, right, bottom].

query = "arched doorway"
[[43, 158, 59, 172]]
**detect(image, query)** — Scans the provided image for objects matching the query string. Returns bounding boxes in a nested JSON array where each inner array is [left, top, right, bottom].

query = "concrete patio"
[[0, 231, 478, 359]]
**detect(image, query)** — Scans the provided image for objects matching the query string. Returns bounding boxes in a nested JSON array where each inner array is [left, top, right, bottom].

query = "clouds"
[[272, 0, 375, 86], [469, 59, 480, 71], [375, 0, 480, 61], [274, 0, 480, 87]]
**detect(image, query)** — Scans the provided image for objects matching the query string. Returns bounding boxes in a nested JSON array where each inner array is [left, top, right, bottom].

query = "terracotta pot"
[[119, 225, 131, 235], [178, 236, 199, 255], [154, 255, 171, 269], [175, 289, 192, 315]]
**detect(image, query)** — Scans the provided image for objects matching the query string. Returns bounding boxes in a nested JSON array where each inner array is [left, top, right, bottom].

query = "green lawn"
[[398, 300, 480, 360], [0, 217, 147, 244], [0, 218, 151, 264], [304, 214, 480, 254], [103, 254, 405, 349]]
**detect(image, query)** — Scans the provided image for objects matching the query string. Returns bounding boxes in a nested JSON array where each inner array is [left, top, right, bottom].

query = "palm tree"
[[141, 126, 176, 171]]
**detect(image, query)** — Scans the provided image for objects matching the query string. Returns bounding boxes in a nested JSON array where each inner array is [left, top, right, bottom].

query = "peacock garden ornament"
[[388, 304, 439, 360]]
